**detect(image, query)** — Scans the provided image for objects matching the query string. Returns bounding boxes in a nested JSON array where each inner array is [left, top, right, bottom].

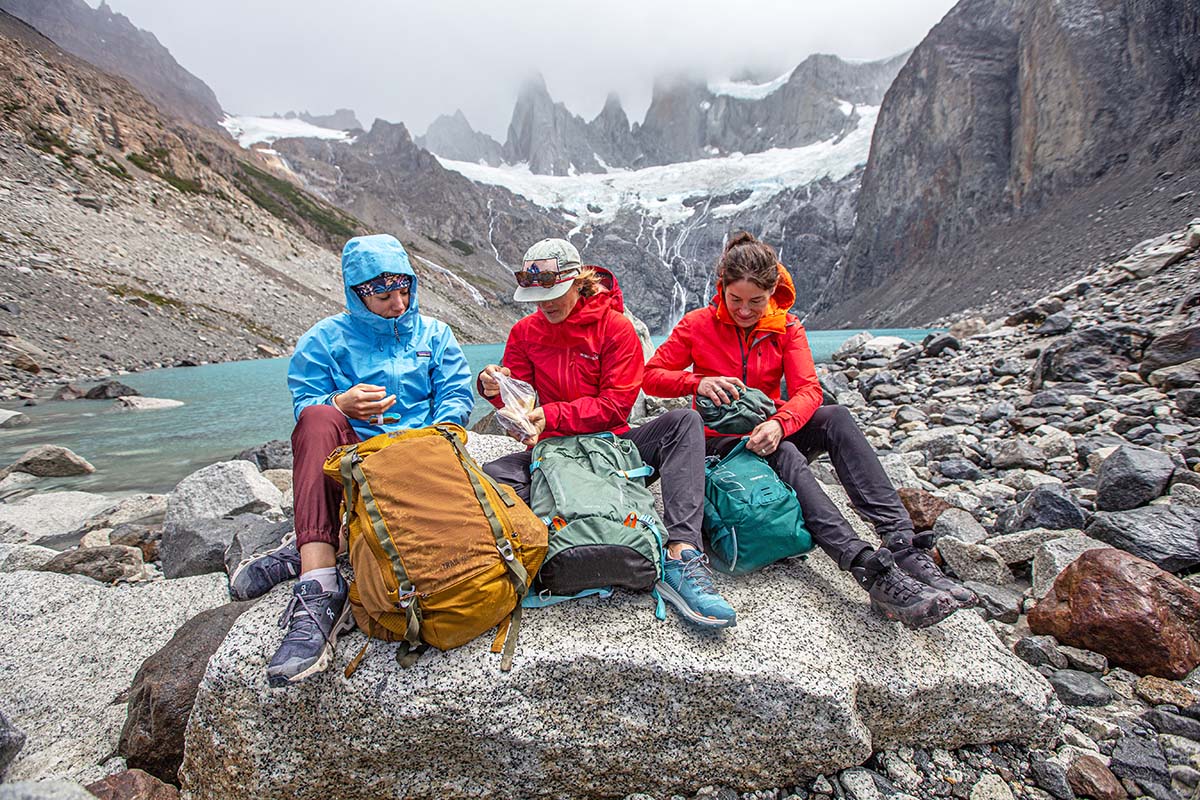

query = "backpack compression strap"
[[338, 448, 422, 646], [437, 428, 530, 595]]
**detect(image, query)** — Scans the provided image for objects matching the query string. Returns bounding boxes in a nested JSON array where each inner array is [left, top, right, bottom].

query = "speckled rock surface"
[[0, 781, 96, 800], [180, 485, 1060, 800], [0, 492, 116, 545], [163, 461, 282, 527], [0, 544, 55, 572], [0, 572, 228, 784]]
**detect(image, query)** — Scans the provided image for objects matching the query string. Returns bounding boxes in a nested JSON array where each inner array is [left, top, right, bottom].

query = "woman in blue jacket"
[[231, 233, 474, 687]]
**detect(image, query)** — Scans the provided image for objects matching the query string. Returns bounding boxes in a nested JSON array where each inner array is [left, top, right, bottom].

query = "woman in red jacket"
[[478, 238, 736, 629], [643, 232, 974, 629]]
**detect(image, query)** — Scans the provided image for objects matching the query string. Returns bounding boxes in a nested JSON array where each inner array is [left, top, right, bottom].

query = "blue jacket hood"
[[341, 234, 419, 336]]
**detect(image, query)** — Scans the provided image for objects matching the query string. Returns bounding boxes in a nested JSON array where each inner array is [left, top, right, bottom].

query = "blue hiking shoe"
[[656, 548, 737, 629], [266, 573, 354, 687], [229, 533, 301, 601]]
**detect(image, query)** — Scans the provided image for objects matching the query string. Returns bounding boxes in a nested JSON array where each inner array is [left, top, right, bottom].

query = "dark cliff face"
[[814, 0, 1200, 326], [417, 109, 504, 166], [286, 109, 362, 131], [503, 75, 605, 175], [0, 0, 224, 129]]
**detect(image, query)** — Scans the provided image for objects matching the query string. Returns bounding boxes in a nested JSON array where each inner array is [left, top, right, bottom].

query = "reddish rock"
[[119, 602, 254, 783], [1067, 755, 1126, 800], [897, 488, 952, 531], [86, 769, 179, 799], [1028, 548, 1200, 679]]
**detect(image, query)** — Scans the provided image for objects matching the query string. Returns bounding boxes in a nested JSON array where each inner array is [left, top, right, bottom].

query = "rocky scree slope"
[[811, 0, 1200, 328], [0, 0, 223, 130]]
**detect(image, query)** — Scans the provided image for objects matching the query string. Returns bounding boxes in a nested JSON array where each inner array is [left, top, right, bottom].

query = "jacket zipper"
[[737, 328, 749, 383]]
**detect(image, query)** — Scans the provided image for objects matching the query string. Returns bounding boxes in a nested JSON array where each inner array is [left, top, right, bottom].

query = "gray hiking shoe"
[[892, 542, 977, 607], [266, 572, 353, 687], [229, 533, 301, 601], [851, 548, 957, 630]]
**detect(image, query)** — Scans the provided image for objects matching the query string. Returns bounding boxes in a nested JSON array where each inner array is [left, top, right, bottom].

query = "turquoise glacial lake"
[[0, 329, 932, 495]]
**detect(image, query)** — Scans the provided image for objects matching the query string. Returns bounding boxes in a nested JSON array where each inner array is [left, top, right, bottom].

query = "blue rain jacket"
[[287, 234, 474, 440]]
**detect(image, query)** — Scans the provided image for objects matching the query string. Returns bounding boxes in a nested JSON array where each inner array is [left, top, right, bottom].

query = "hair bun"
[[724, 231, 758, 254]]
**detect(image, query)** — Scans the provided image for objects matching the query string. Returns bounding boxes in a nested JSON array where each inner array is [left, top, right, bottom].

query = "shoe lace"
[[236, 532, 298, 574], [876, 567, 921, 603], [277, 589, 336, 648], [678, 553, 720, 596]]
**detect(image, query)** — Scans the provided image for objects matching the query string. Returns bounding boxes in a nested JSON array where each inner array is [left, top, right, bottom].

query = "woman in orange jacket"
[[643, 232, 975, 629]]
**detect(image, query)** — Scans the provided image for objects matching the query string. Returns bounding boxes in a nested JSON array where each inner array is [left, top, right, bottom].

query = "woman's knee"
[[661, 407, 703, 428], [295, 403, 347, 430]]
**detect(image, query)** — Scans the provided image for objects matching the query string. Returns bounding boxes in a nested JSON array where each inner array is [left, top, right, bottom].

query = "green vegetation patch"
[[107, 283, 186, 310], [233, 160, 358, 243], [450, 239, 476, 256], [29, 126, 75, 156], [127, 150, 204, 194], [90, 154, 131, 181]]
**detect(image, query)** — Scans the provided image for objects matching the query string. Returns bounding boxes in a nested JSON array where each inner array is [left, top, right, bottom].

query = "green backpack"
[[702, 439, 813, 575], [526, 433, 666, 605]]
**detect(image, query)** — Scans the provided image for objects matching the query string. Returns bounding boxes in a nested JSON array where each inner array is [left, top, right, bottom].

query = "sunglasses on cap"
[[513, 258, 579, 289]]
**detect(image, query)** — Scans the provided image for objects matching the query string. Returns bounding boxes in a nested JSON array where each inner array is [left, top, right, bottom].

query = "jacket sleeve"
[[287, 328, 344, 420], [644, 316, 702, 398], [541, 316, 644, 435], [430, 324, 475, 427], [770, 324, 824, 437]]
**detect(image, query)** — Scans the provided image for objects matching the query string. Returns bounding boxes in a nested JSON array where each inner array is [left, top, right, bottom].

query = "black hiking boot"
[[851, 548, 958, 630], [890, 534, 978, 607]]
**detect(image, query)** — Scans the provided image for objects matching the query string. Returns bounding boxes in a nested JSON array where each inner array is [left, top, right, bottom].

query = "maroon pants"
[[292, 405, 360, 548]]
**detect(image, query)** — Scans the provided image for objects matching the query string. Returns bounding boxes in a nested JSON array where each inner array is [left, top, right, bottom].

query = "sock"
[[300, 567, 340, 593]]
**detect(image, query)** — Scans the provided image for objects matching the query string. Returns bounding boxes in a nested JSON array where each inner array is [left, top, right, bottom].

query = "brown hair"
[[717, 231, 779, 291], [574, 266, 602, 298]]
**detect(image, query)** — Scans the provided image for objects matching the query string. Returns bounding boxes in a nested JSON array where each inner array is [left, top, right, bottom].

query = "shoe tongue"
[[295, 579, 324, 597], [679, 548, 703, 561]]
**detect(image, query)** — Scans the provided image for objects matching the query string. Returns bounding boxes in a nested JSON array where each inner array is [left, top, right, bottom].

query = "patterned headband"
[[353, 273, 411, 300]]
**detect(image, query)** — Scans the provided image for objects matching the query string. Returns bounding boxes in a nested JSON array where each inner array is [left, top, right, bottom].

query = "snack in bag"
[[494, 372, 539, 442]]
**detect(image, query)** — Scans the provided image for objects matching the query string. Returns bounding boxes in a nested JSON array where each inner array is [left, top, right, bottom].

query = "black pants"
[[706, 405, 915, 570], [482, 409, 706, 549]]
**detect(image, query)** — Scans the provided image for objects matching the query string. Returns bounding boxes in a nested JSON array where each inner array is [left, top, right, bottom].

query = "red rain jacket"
[[483, 267, 644, 439], [643, 264, 823, 438]]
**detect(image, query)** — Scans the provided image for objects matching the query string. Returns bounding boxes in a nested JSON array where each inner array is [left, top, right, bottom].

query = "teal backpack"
[[526, 433, 666, 608], [702, 439, 813, 575]]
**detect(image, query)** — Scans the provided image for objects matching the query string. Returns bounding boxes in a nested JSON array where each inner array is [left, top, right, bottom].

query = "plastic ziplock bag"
[[494, 372, 539, 441]]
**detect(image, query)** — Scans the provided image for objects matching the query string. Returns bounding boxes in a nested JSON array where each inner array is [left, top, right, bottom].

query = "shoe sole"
[[266, 601, 355, 688], [654, 581, 736, 629], [229, 535, 299, 601], [871, 594, 958, 630]]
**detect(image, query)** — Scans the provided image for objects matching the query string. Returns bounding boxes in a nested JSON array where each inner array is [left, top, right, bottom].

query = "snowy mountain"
[[224, 53, 902, 332]]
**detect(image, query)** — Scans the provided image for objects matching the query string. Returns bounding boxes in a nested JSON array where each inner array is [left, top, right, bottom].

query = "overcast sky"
[[87, 0, 957, 139]]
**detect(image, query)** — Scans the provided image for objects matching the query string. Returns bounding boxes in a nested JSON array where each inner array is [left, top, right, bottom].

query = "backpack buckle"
[[498, 540, 515, 562], [397, 589, 419, 609]]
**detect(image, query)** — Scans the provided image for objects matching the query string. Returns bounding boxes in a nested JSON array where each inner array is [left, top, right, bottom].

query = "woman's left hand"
[[746, 419, 784, 457], [521, 407, 547, 447]]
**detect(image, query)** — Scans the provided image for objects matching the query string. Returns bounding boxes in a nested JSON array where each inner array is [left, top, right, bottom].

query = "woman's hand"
[[521, 407, 546, 447], [746, 419, 784, 457], [696, 376, 746, 406], [334, 383, 396, 421], [479, 364, 511, 398]]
